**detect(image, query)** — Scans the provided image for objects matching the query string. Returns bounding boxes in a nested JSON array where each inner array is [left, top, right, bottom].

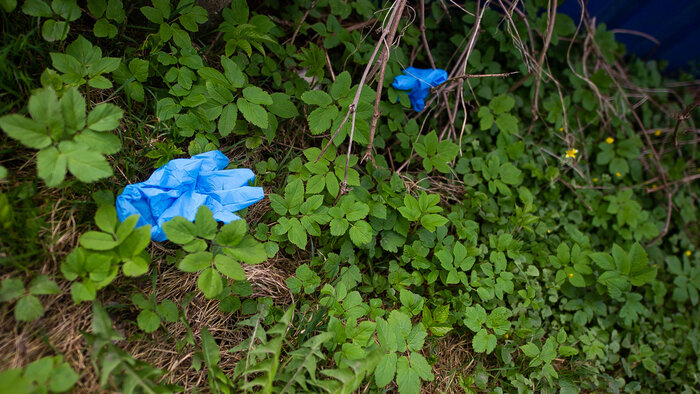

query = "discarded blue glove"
[[116, 150, 264, 241], [392, 67, 448, 111]]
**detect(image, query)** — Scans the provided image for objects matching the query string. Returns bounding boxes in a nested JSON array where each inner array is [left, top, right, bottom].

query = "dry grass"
[[421, 334, 476, 394]]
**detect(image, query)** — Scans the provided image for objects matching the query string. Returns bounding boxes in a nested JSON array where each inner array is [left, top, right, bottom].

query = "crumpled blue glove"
[[116, 150, 264, 241], [392, 67, 448, 111]]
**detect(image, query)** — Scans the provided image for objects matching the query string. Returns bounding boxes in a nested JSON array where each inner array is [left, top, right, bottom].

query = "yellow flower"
[[505, 333, 509, 339], [605, 137, 615, 144], [652, 184, 658, 189], [565, 148, 578, 158], [654, 129, 661, 136], [559, 127, 564, 132], [648, 153, 654, 158], [686, 250, 692, 257], [547, 229, 551, 234], [615, 172, 621, 177], [568, 273, 574, 278], [593, 177, 598, 182]]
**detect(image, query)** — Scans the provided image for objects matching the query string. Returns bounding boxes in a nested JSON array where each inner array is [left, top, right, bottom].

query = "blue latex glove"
[[116, 150, 264, 241], [392, 67, 448, 111]]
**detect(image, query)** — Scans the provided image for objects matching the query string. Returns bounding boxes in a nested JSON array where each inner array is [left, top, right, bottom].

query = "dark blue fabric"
[[116, 150, 264, 241], [558, 0, 700, 73], [392, 67, 448, 111]]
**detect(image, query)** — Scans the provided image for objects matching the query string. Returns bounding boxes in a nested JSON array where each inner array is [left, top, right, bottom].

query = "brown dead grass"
[[421, 334, 476, 394], [0, 249, 295, 392]]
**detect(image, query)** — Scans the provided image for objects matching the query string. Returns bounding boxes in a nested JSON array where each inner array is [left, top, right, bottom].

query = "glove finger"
[[116, 184, 158, 228], [392, 74, 418, 90], [196, 168, 256, 192], [207, 186, 265, 212], [144, 150, 229, 189]]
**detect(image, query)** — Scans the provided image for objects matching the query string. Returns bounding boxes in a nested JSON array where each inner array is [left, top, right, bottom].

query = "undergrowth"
[[0, 0, 699, 393]]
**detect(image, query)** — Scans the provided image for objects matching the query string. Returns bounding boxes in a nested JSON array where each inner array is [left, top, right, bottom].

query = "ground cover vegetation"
[[0, 0, 698, 392]]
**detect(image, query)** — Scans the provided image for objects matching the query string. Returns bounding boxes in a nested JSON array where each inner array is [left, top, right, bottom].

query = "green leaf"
[[122, 255, 149, 276], [140, 6, 163, 23], [163, 217, 197, 244], [71, 281, 96, 303], [0, 114, 52, 149], [178, 251, 213, 273], [156, 299, 178, 322], [128, 58, 149, 82], [225, 238, 267, 264], [612, 243, 630, 275], [22, 0, 52, 16], [520, 342, 540, 357], [195, 206, 217, 239], [60, 87, 86, 132], [301, 90, 332, 106], [499, 162, 522, 185], [420, 214, 448, 232], [198, 267, 223, 298], [28, 275, 61, 295], [463, 305, 487, 332], [60, 141, 113, 183], [74, 130, 122, 155], [42, 20, 70, 42], [94, 205, 117, 234], [590, 252, 615, 270], [214, 254, 246, 280], [137, 309, 160, 333], [201, 327, 220, 367], [268, 93, 298, 118], [218, 103, 238, 137], [472, 329, 497, 353], [86, 103, 123, 131], [242, 86, 273, 105], [15, 294, 44, 322], [374, 352, 396, 388], [396, 356, 420, 394], [331, 71, 352, 99], [0, 278, 25, 302], [79, 231, 118, 250], [237, 97, 268, 128], [48, 363, 79, 392], [489, 94, 515, 114], [93, 18, 117, 38], [409, 352, 434, 381], [348, 220, 372, 246]]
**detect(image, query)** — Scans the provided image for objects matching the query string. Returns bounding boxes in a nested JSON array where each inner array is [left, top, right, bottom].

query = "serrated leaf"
[[214, 254, 246, 280], [178, 251, 212, 272], [237, 97, 268, 128], [374, 352, 396, 388], [198, 267, 223, 298]]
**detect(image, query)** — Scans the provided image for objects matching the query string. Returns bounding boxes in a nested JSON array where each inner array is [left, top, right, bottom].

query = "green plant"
[[61, 192, 151, 303], [163, 205, 267, 298], [0, 275, 60, 321], [0, 86, 122, 186], [0, 355, 78, 393]]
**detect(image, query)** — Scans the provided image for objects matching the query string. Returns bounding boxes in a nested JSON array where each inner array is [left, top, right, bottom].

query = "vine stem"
[[315, 0, 407, 198]]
